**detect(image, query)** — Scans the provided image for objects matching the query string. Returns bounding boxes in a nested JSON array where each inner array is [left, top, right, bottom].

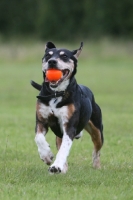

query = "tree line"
[[0, 0, 133, 41]]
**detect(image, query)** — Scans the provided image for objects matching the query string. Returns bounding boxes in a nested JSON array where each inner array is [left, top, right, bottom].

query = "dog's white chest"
[[49, 97, 62, 117], [39, 97, 68, 125]]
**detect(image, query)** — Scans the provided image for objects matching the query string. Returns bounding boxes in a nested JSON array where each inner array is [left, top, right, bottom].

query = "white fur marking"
[[39, 99, 69, 131], [49, 51, 53, 55], [50, 79, 70, 92], [50, 133, 72, 172], [35, 133, 53, 164], [49, 100, 69, 130], [60, 51, 65, 55], [39, 103, 52, 119]]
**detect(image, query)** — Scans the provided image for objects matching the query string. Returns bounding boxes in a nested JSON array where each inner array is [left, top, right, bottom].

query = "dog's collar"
[[37, 78, 76, 101], [37, 91, 65, 101]]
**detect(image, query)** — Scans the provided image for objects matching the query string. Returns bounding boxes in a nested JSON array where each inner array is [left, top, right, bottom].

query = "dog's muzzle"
[[43, 59, 70, 87]]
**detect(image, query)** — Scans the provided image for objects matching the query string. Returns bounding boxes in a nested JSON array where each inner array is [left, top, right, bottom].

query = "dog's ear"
[[72, 42, 83, 59], [45, 42, 56, 51]]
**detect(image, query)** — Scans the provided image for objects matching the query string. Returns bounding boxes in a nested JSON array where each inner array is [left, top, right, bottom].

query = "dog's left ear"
[[45, 42, 56, 51], [72, 42, 83, 59]]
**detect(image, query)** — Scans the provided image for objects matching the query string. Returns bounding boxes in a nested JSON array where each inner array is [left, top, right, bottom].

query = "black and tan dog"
[[31, 42, 104, 174]]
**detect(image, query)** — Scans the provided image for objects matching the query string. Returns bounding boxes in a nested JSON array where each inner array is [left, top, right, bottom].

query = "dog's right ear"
[[45, 42, 56, 51], [72, 42, 83, 59]]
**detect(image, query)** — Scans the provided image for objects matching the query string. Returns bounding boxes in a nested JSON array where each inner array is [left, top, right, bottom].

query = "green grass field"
[[0, 39, 133, 200]]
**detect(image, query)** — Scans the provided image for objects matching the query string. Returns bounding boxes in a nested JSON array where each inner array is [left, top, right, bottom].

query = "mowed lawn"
[[0, 40, 133, 200]]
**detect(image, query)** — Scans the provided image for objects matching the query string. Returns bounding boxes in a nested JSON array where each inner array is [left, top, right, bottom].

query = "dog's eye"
[[61, 54, 68, 59]]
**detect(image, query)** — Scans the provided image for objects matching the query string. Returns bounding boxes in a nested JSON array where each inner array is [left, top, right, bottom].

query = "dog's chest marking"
[[39, 97, 69, 128]]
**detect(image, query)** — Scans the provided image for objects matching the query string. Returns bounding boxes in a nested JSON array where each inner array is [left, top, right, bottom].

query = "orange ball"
[[46, 69, 62, 81]]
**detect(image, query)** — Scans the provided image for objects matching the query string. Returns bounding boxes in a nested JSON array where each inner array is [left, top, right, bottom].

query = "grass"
[[0, 39, 133, 200]]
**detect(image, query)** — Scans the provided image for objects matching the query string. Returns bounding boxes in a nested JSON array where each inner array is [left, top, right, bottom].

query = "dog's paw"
[[39, 149, 54, 165], [93, 158, 101, 169], [61, 162, 68, 174], [35, 134, 54, 165], [48, 165, 61, 174], [48, 162, 68, 174], [92, 150, 101, 169]]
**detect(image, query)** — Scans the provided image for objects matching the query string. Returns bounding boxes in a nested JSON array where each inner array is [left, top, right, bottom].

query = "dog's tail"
[[30, 80, 42, 91]]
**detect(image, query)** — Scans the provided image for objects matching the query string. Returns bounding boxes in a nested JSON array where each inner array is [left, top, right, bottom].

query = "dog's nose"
[[48, 59, 57, 67]]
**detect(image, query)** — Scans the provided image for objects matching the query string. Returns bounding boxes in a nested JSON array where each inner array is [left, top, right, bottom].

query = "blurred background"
[[0, 0, 133, 41], [0, 0, 133, 132], [0, 1, 133, 130]]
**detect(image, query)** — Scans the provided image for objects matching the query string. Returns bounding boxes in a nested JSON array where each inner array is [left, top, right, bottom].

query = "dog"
[[31, 42, 104, 174]]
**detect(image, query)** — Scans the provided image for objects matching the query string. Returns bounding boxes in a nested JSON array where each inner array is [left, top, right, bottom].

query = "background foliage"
[[0, 0, 133, 40]]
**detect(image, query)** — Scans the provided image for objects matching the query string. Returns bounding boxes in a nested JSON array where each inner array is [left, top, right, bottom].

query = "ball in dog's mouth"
[[46, 69, 63, 81], [44, 69, 70, 87]]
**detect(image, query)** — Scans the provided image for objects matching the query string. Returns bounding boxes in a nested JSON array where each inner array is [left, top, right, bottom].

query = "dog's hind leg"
[[56, 136, 68, 173], [85, 120, 103, 169]]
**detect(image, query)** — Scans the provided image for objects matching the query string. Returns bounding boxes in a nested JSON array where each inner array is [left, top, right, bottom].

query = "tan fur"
[[67, 103, 75, 119], [85, 120, 103, 169], [36, 101, 48, 134]]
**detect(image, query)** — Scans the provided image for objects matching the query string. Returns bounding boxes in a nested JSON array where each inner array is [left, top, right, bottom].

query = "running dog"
[[31, 42, 104, 174]]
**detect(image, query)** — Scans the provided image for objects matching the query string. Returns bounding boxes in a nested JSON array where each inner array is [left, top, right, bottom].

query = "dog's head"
[[42, 42, 83, 90]]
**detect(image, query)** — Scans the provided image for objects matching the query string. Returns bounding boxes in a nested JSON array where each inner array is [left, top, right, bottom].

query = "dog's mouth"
[[44, 69, 70, 87]]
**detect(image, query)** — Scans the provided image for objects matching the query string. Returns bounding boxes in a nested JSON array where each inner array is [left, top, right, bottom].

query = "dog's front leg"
[[35, 101, 54, 165], [35, 120, 54, 165], [49, 130, 74, 174]]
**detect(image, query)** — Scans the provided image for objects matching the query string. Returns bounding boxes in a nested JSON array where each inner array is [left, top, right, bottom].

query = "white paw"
[[38, 147, 54, 165], [48, 162, 68, 174], [61, 162, 68, 174], [48, 165, 62, 174]]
